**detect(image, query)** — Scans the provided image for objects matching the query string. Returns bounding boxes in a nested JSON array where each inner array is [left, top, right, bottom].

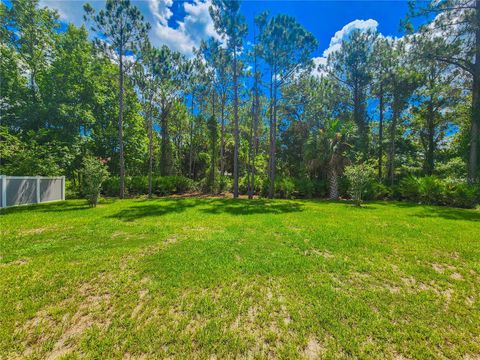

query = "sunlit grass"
[[1, 198, 479, 358]]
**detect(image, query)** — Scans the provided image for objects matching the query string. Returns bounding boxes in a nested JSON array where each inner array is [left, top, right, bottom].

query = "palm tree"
[[306, 118, 351, 199]]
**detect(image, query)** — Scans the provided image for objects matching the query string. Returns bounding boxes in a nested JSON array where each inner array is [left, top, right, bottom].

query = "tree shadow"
[[107, 198, 198, 222], [108, 198, 304, 221], [200, 198, 304, 215], [0, 201, 90, 215], [387, 201, 480, 222], [412, 208, 480, 222]]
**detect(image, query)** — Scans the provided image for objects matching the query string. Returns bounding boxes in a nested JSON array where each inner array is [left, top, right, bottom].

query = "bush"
[[65, 179, 80, 199], [102, 177, 120, 197], [274, 177, 295, 199], [101, 175, 195, 197], [260, 177, 295, 198], [129, 176, 149, 195], [80, 156, 109, 207], [418, 176, 445, 205], [399, 175, 421, 202], [397, 176, 478, 208], [293, 178, 315, 198], [364, 180, 391, 200], [444, 179, 479, 208], [344, 163, 375, 206]]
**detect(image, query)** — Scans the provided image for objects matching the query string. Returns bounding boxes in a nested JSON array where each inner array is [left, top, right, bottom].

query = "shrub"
[[102, 177, 120, 197], [293, 178, 315, 198], [129, 176, 149, 195], [275, 177, 295, 199], [65, 179, 80, 199], [80, 156, 109, 207], [397, 176, 479, 208], [344, 163, 375, 206], [399, 175, 421, 202], [102, 176, 195, 197], [260, 177, 295, 198], [444, 179, 479, 208], [418, 176, 445, 205], [364, 180, 391, 200]]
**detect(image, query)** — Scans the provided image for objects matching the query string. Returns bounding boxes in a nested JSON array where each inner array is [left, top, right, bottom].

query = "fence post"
[[1, 175, 6, 208], [36, 176, 41, 203], [62, 176, 65, 201]]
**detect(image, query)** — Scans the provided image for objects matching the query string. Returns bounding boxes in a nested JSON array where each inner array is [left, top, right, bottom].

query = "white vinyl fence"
[[0, 175, 65, 208]]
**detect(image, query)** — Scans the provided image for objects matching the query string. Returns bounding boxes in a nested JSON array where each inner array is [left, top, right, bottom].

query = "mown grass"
[[1, 198, 479, 359]]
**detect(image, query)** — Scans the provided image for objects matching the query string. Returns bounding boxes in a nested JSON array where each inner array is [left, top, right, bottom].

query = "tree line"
[[1, 0, 479, 201]]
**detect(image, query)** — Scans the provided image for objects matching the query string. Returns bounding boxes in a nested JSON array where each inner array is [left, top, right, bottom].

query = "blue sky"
[[35, 0, 412, 60]]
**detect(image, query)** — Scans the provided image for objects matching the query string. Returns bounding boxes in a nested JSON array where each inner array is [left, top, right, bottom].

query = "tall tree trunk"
[[271, 79, 278, 198], [233, 48, 239, 198], [251, 84, 259, 199], [211, 91, 216, 193], [189, 93, 194, 179], [160, 108, 170, 176], [268, 66, 277, 199], [148, 109, 153, 198], [328, 166, 339, 200], [268, 69, 274, 199], [220, 95, 226, 190], [249, 24, 259, 200], [118, 50, 125, 199], [469, 0, 480, 183], [426, 100, 435, 175], [388, 98, 399, 186], [248, 97, 254, 199], [471, 76, 479, 183], [378, 89, 384, 180]]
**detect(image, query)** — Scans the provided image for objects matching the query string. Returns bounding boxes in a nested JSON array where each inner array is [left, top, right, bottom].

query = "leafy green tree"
[[0, 44, 27, 128], [386, 40, 420, 185], [1, 0, 59, 130], [371, 37, 395, 180], [84, 0, 150, 198], [210, 0, 247, 198], [306, 118, 352, 199], [42, 24, 95, 143], [410, 46, 460, 175], [155, 46, 190, 177], [405, 0, 480, 183], [80, 156, 109, 207], [344, 162, 375, 206], [257, 13, 317, 198], [133, 41, 160, 197], [200, 38, 231, 190], [326, 29, 377, 158]]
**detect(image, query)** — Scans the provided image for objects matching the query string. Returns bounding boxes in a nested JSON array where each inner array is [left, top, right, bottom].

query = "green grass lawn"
[[1, 198, 479, 359]]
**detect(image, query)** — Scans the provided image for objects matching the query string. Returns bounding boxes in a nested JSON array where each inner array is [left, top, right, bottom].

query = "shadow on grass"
[[386, 201, 480, 222], [108, 198, 304, 221], [0, 200, 91, 215], [108, 199, 197, 222], [200, 199, 304, 215]]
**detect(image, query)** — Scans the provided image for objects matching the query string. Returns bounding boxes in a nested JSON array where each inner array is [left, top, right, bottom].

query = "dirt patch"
[[20, 227, 49, 235], [305, 249, 334, 259], [384, 283, 402, 294], [47, 314, 94, 359], [165, 235, 178, 244], [432, 263, 445, 274], [450, 272, 463, 280], [132, 289, 149, 318], [303, 336, 323, 359]]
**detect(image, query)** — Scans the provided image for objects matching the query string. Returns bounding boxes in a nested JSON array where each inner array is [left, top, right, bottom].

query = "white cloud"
[[40, 0, 220, 57], [312, 19, 378, 78], [40, 0, 91, 26], [146, 0, 221, 56], [324, 19, 378, 57]]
